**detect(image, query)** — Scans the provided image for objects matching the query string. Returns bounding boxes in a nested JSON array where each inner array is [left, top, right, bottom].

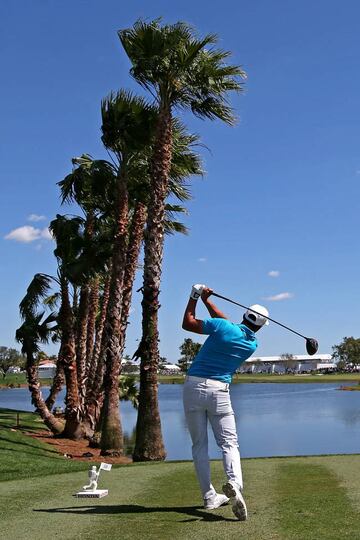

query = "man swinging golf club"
[[182, 284, 269, 520]]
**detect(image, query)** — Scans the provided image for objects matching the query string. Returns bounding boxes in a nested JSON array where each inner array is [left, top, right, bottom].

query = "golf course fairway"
[[1, 412, 360, 540]]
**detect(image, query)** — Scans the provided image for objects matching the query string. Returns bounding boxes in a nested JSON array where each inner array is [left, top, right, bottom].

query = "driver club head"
[[306, 338, 318, 356]]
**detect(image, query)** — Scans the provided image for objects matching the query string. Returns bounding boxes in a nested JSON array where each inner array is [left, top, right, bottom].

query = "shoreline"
[[2, 373, 360, 388]]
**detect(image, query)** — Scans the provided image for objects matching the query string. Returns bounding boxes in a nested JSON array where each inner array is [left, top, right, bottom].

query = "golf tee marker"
[[74, 463, 112, 498]]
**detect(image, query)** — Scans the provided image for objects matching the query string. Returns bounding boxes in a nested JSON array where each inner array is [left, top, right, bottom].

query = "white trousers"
[[183, 376, 243, 501]]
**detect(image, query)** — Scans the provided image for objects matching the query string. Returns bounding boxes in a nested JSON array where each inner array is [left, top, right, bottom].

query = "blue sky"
[[1, 0, 359, 362]]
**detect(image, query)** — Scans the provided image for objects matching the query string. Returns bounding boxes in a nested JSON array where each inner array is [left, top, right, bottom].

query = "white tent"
[[161, 364, 181, 372], [38, 362, 56, 378]]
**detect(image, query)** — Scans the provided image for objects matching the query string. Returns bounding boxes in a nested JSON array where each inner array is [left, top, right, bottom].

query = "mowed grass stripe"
[[276, 460, 360, 539], [0, 463, 175, 540], [91, 460, 283, 540], [5, 450, 360, 540], [0, 460, 282, 540]]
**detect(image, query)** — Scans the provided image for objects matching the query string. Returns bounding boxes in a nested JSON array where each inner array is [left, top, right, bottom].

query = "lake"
[[1, 383, 360, 459]]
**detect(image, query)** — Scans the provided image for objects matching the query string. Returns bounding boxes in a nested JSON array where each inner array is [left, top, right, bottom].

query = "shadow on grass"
[[0, 433, 59, 454], [34, 504, 237, 522]]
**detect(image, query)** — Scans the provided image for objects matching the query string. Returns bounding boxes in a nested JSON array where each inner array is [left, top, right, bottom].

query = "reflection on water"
[[1, 383, 360, 459]]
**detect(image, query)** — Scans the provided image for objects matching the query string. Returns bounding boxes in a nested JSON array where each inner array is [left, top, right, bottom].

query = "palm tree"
[[49, 214, 88, 439], [119, 118, 203, 359], [16, 274, 64, 434], [99, 90, 158, 456], [119, 19, 245, 461], [98, 90, 201, 455], [58, 156, 116, 407]]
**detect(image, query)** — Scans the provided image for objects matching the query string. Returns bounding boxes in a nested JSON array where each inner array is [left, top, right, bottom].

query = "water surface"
[[1, 383, 359, 459]]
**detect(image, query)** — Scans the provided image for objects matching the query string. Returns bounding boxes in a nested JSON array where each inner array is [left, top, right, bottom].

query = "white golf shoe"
[[204, 493, 230, 509], [222, 481, 248, 521]]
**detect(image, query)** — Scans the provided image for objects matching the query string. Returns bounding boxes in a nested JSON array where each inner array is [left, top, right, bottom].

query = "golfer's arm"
[[203, 298, 228, 319], [182, 298, 203, 334]]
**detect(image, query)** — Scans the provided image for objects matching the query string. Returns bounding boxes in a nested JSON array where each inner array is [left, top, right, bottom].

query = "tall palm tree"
[[119, 19, 245, 460], [16, 274, 64, 434], [99, 90, 158, 456]]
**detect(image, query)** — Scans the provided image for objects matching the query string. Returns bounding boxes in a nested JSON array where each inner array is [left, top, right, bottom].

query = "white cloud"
[[28, 214, 46, 222], [263, 292, 294, 301], [197, 257, 207, 263], [5, 226, 43, 243], [5, 225, 53, 243], [268, 270, 280, 278]]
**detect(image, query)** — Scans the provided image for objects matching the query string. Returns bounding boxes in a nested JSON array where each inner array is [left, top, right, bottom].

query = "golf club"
[[212, 292, 319, 355]]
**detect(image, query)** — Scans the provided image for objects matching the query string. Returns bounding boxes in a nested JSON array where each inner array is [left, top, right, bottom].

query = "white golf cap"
[[244, 304, 269, 327]]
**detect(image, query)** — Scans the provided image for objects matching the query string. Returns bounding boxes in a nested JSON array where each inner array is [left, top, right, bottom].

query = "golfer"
[[182, 284, 269, 520]]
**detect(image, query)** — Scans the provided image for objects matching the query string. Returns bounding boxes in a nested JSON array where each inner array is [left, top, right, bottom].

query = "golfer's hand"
[[190, 284, 206, 300], [201, 287, 213, 302]]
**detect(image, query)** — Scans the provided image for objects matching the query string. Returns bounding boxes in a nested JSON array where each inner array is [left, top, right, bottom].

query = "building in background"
[[38, 359, 57, 379], [239, 354, 335, 374]]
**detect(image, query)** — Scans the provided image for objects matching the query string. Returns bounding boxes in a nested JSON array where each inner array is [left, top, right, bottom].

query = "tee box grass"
[[1, 408, 360, 539]]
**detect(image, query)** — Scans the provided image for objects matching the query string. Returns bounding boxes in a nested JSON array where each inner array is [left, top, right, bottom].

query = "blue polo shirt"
[[187, 318, 258, 384]]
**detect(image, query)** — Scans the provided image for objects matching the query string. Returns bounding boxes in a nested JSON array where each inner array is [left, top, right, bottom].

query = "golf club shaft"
[[212, 292, 308, 340]]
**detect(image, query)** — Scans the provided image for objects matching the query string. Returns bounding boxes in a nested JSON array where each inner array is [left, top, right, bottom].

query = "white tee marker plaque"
[[74, 463, 112, 498]]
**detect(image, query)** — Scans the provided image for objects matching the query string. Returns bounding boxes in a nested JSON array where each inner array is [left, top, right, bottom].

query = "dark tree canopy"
[[332, 337, 360, 367], [178, 338, 202, 372]]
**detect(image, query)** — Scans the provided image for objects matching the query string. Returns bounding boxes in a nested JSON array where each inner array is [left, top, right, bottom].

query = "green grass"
[[0, 409, 89, 482], [2, 453, 360, 540], [232, 373, 360, 384], [2, 372, 360, 387], [0, 373, 52, 386], [157, 373, 360, 384], [1, 408, 360, 539]]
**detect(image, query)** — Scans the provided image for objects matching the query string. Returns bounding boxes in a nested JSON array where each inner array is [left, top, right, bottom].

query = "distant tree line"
[[0, 347, 25, 378]]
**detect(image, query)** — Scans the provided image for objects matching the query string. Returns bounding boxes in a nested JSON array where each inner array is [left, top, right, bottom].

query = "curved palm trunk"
[[25, 347, 64, 434], [45, 359, 65, 411], [133, 107, 172, 461], [100, 170, 129, 456], [118, 201, 147, 355], [60, 277, 84, 439]]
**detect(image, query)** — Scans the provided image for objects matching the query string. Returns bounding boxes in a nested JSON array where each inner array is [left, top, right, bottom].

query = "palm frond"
[[19, 273, 54, 320], [119, 19, 245, 124], [43, 292, 61, 309], [101, 89, 158, 154], [164, 203, 189, 236]]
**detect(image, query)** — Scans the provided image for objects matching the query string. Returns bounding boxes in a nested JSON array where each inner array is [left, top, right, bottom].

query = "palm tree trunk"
[[60, 277, 84, 439], [76, 284, 89, 404], [85, 277, 99, 373], [118, 201, 147, 355], [72, 285, 79, 311], [45, 358, 65, 411], [100, 169, 129, 456], [25, 348, 64, 434], [83, 273, 111, 434], [133, 106, 172, 461]]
